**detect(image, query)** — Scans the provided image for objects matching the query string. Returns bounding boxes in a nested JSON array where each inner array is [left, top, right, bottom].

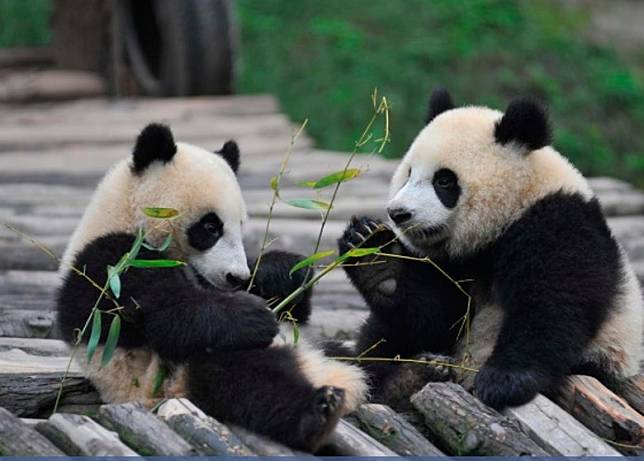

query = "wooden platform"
[[0, 95, 642, 455]]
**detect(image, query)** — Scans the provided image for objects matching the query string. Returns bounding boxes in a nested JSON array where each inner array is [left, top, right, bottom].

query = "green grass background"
[[2, 0, 643, 185]]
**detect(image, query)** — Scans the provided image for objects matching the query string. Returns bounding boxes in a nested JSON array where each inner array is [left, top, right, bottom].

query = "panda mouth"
[[403, 224, 448, 247]]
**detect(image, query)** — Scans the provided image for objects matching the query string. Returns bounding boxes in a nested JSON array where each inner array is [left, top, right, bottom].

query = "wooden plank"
[[0, 337, 70, 356], [504, 394, 621, 456], [98, 402, 198, 456], [410, 382, 550, 456], [0, 95, 281, 123], [620, 374, 644, 415], [157, 399, 253, 456], [0, 407, 64, 455], [36, 413, 139, 456], [354, 403, 444, 456], [229, 425, 312, 457], [0, 372, 96, 417], [555, 375, 644, 454], [323, 419, 397, 456]]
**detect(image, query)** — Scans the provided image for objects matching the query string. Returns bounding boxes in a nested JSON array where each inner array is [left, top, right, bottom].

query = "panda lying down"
[[56, 124, 367, 452], [339, 89, 643, 411]]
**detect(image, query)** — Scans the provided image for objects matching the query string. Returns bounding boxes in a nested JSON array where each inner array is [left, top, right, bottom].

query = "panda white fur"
[[338, 89, 642, 410], [57, 123, 367, 451]]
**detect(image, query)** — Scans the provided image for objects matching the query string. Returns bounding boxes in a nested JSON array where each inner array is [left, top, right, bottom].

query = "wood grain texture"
[[157, 399, 253, 456], [354, 403, 444, 456], [36, 413, 138, 456], [322, 419, 397, 456], [555, 375, 643, 454], [98, 402, 197, 456], [411, 382, 549, 456], [0, 407, 64, 455], [505, 394, 621, 456]]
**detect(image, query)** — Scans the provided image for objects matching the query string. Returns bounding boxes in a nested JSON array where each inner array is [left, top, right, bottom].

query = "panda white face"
[[388, 90, 591, 258], [131, 129, 250, 290]]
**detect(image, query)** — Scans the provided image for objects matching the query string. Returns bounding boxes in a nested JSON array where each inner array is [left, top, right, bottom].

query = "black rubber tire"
[[120, 0, 236, 96]]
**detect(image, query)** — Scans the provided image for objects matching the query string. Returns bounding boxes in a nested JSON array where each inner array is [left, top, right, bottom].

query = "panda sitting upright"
[[57, 123, 367, 451], [339, 89, 643, 410]]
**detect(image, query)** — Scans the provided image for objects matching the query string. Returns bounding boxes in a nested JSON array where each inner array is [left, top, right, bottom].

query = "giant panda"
[[338, 89, 643, 411], [57, 123, 367, 451]]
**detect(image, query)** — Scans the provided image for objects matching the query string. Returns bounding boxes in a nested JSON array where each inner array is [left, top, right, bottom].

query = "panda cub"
[[57, 124, 367, 451], [339, 89, 643, 410]]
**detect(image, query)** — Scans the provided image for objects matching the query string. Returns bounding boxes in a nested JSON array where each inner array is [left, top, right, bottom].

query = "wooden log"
[[157, 399, 253, 456], [555, 375, 644, 454], [36, 413, 139, 456], [98, 402, 197, 456], [0, 372, 96, 417], [620, 374, 644, 415], [0, 337, 70, 356], [504, 394, 621, 456], [323, 419, 397, 456], [354, 403, 444, 456], [0, 407, 64, 455], [229, 425, 311, 457], [410, 382, 549, 456]]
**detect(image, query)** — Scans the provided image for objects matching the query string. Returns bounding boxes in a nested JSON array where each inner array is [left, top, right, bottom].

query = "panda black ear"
[[216, 140, 240, 174], [132, 123, 177, 174], [426, 88, 455, 124], [494, 98, 552, 152]]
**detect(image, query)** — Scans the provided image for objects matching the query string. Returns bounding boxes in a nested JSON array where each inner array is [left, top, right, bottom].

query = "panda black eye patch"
[[432, 168, 460, 208], [187, 212, 224, 251]]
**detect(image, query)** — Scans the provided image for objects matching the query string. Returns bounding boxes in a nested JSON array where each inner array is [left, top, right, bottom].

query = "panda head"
[[130, 123, 249, 289], [388, 88, 590, 257]]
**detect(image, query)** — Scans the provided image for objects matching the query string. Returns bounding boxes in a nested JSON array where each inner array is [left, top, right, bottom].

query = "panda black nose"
[[226, 273, 249, 288], [387, 207, 413, 225]]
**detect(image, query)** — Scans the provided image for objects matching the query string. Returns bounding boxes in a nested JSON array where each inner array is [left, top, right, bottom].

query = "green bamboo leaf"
[[86, 309, 102, 364], [286, 199, 331, 211], [292, 322, 300, 345], [100, 315, 121, 368], [129, 229, 145, 260], [152, 364, 168, 398], [289, 250, 335, 275], [129, 259, 186, 268], [339, 247, 380, 262], [301, 168, 362, 189], [142, 234, 172, 252], [107, 266, 121, 299], [143, 207, 179, 219]]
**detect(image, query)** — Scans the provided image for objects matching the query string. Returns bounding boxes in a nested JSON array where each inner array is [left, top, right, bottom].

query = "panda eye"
[[204, 222, 220, 235], [433, 169, 457, 188]]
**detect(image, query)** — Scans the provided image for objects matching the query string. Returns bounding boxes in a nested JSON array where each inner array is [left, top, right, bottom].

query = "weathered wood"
[[410, 382, 549, 456], [0, 348, 79, 373], [354, 403, 444, 456], [0, 407, 64, 455], [323, 418, 397, 456], [505, 394, 621, 456], [157, 399, 253, 456], [229, 425, 311, 457], [98, 402, 197, 456], [0, 337, 69, 356], [620, 374, 644, 415], [36, 413, 138, 456], [555, 375, 644, 454], [0, 372, 96, 417]]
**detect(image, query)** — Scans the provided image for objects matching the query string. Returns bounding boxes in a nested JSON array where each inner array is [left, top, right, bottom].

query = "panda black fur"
[[57, 124, 367, 451], [339, 89, 643, 410]]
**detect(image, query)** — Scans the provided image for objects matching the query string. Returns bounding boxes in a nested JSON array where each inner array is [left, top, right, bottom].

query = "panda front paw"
[[473, 365, 549, 410], [338, 216, 405, 307], [248, 250, 314, 323], [338, 216, 396, 255]]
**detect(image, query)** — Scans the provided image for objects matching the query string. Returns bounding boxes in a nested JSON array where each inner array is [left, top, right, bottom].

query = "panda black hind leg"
[[186, 347, 345, 452]]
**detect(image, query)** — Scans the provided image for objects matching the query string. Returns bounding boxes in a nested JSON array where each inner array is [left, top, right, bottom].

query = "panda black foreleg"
[[248, 250, 314, 324], [187, 346, 345, 452], [338, 216, 408, 315]]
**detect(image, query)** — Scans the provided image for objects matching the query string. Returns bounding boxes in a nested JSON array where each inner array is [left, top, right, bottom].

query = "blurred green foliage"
[[1, 0, 643, 185], [0, 0, 51, 46], [237, 0, 644, 186]]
